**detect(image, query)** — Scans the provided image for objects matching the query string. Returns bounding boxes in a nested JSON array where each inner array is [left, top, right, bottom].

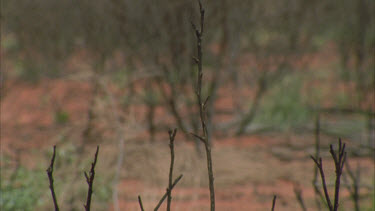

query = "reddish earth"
[[1, 44, 374, 211]]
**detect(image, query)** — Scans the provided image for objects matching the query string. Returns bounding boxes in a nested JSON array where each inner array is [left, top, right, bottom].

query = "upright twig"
[[330, 140, 346, 211], [138, 195, 145, 211], [311, 139, 347, 211], [138, 130, 183, 211], [271, 195, 277, 211], [191, 1, 215, 211], [310, 156, 332, 210], [138, 171, 183, 211], [46, 145, 60, 211], [84, 146, 100, 211], [167, 129, 177, 211], [154, 174, 183, 211]]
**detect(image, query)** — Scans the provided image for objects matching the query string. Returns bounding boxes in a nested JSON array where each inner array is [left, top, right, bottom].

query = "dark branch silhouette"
[[138, 130, 183, 211], [154, 174, 183, 211], [330, 139, 346, 211], [84, 146, 100, 211], [311, 139, 346, 211], [271, 195, 277, 211], [46, 145, 60, 211], [191, 1, 215, 210], [167, 129, 177, 211], [138, 195, 145, 211]]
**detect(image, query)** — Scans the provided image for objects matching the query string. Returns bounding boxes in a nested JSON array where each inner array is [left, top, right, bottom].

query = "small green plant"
[[54, 110, 70, 125]]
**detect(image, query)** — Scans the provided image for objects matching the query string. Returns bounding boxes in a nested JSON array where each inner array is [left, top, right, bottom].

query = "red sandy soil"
[[1, 43, 374, 211], [2, 78, 374, 211], [1, 79, 92, 156]]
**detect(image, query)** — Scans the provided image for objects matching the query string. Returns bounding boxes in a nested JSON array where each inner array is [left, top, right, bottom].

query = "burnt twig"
[[46, 145, 60, 211], [84, 146, 100, 211]]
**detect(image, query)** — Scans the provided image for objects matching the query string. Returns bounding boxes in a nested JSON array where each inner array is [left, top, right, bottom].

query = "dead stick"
[[84, 146, 100, 211], [191, 1, 215, 211], [167, 129, 177, 211], [46, 145, 60, 211], [138, 195, 145, 211], [271, 195, 277, 211], [154, 174, 183, 211]]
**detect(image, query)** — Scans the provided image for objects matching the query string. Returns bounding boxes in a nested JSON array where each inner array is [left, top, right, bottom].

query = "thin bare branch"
[[154, 174, 183, 211], [190, 132, 205, 143], [46, 145, 60, 211], [192, 57, 199, 64], [191, 1, 215, 210], [330, 139, 346, 211], [271, 195, 277, 211], [310, 156, 333, 210], [203, 95, 210, 110], [138, 195, 145, 211], [84, 146, 100, 211], [167, 128, 177, 211], [311, 139, 347, 211], [198, 0, 204, 34]]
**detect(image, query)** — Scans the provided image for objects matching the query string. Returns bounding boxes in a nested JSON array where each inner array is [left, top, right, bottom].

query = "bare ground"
[[1, 79, 374, 211]]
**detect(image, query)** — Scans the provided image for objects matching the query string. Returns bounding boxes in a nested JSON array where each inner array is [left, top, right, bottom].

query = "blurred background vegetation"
[[1, 0, 374, 210]]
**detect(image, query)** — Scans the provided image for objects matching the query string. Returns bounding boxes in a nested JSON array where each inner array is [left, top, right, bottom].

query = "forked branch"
[[154, 174, 183, 211], [310, 139, 346, 211], [138, 174, 183, 211], [330, 139, 346, 211], [138, 130, 183, 211], [84, 146, 100, 211]]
